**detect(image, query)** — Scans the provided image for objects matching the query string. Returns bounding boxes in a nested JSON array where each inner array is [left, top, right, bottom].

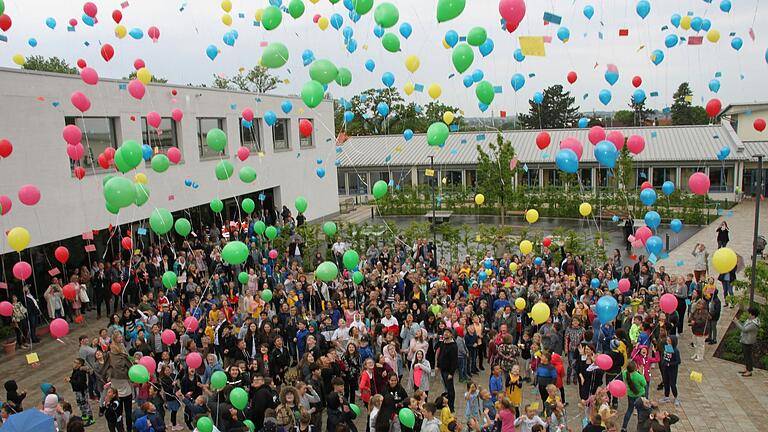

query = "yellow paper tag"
[[690, 371, 703, 383], [26, 352, 40, 364], [530, 402, 540, 410], [425, 169, 435, 177], [519, 36, 546, 56], [685, 95, 693, 103]]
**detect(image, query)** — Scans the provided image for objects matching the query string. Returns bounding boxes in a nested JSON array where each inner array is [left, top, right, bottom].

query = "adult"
[[715, 221, 730, 248], [691, 243, 709, 282], [437, 329, 458, 412], [102, 335, 134, 432], [733, 306, 761, 377]]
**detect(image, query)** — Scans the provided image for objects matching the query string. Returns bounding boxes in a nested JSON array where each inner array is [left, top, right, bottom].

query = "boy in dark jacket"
[[705, 290, 722, 344], [326, 378, 356, 432], [659, 335, 681, 406], [67, 358, 95, 425], [4, 380, 26, 413]]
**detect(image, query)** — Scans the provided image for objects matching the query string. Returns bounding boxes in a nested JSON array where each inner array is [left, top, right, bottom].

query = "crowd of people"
[[0, 213, 760, 432]]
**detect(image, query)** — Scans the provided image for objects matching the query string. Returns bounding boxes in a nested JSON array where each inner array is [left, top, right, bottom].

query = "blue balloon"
[[720, 0, 732, 13], [184, 179, 193, 187], [231, 29, 239, 39], [510, 73, 525, 91], [646, 236, 663, 255], [478, 103, 489, 112], [556, 149, 579, 173], [302, 49, 315, 66], [206, 45, 218, 60], [28, 38, 38, 48], [612, 215, 620, 223], [671, 14, 681, 28], [533, 92, 544, 105], [348, 11, 361, 22], [765, 47, 768, 64], [360, 95, 369, 102], [264, 111, 277, 126], [595, 140, 619, 168], [557, 27, 570, 42], [605, 70, 619, 86], [644, 211, 661, 229], [316, 167, 326, 178], [223, 32, 236, 46], [599, 89, 612, 105], [731, 37, 743, 51], [377, 102, 390, 117], [583, 5, 595, 20], [720, 146, 731, 158], [633, 89, 647, 104], [591, 278, 600, 288], [665, 34, 678, 48], [463, 75, 474, 88], [83, 14, 95, 27], [343, 0, 354, 11], [702, 19, 711, 31], [129, 27, 144, 39], [472, 69, 484, 82], [640, 188, 657, 206], [691, 17, 702, 32], [651, 49, 665, 65], [343, 111, 354, 123], [142, 144, 153, 161], [382, 72, 395, 88], [578, 118, 589, 129], [269, 0, 282, 6], [346, 39, 358, 53], [399, 22, 413, 39], [373, 25, 384, 38], [342, 26, 354, 40], [445, 30, 459, 47], [636, 0, 651, 19], [330, 13, 344, 30], [534, 257, 543, 266], [478, 271, 487, 281], [662, 181, 675, 196], [46, 17, 57, 29], [484, 259, 493, 269], [479, 38, 494, 57], [708, 79, 720, 93], [192, 183, 199, 189], [281, 100, 293, 114], [670, 219, 683, 233], [365, 59, 376, 72], [403, 129, 414, 141], [241, 119, 252, 129], [596, 296, 619, 324], [513, 48, 525, 62]]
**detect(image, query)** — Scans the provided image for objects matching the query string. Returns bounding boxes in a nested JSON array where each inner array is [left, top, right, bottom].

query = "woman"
[[691, 243, 709, 282], [688, 301, 709, 362], [576, 343, 603, 403], [380, 374, 408, 432], [102, 334, 133, 432], [716, 221, 730, 248], [406, 350, 431, 394], [406, 329, 429, 365], [620, 361, 647, 432], [733, 306, 760, 377], [275, 386, 302, 431], [103, 387, 125, 432], [383, 343, 402, 377], [342, 343, 361, 403]]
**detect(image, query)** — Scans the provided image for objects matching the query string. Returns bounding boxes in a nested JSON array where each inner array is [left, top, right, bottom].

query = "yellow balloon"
[[485, 269, 492, 276], [403, 82, 415, 95], [525, 209, 539, 224], [309, 0, 320, 3], [706, 29, 720, 43], [134, 173, 148, 184], [443, 111, 455, 125], [7, 227, 31, 253], [579, 202, 592, 217], [712, 247, 737, 274], [404, 55, 420, 73], [530, 302, 551, 325], [514, 297, 526, 310], [12, 54, 25, 66], [255, 9, 264, 21], [519, 240, 533, 255], [136, 67, 152, 85], [428, 83, 442, 100], [115, 24, 127, 39], [680, 15, 692, 30], [222, 14, 233, 26], [474, 194, 485, 205], [221, 0, 232, 12], [509, 262, 518, 273], [318, 17, 329, 30]]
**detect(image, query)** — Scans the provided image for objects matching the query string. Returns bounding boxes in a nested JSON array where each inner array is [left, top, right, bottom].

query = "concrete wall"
[[0, 68, 338, 250], [735, 108, 768, 141]]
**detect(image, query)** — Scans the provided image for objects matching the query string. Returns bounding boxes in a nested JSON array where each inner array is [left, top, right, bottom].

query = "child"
[[496, 398, 516, 432], [582, 414, 605, 432], [421, 403, 441, 432], [488, 365, 503, 403], [547, 402, 567, 432], [534, 352, 557, 407], [436, 393, 455, 432], [629, 316, 643, 346], [456, 327, 469, 382], [480, 390, 495, 423], [518, 332, 532, 382], [67, 358, 95, 426], [648, 407, 680, 432], [529, 342, 541, 385], [513, 404, 547, 432], [368, 394, 384, 432], [504, 365, 523, 417], [180, 394, 208, 430], [629, 345, 659, 397], [638, 323, 652, 347], [658, 335, 681, 406], [464, 382, 481, 423], [159, 365, 181, 431], [3, 380, 27, 413], [543, 384, 561, 418], [103, 387, 125, 432], [296, 412, 314, 432]]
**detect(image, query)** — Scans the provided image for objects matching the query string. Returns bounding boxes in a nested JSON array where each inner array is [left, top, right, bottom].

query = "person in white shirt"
[[331, 318, 351, 354]]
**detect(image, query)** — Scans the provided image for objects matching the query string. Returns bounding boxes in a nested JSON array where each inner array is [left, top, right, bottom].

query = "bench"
[[424, 211, 453, 224]]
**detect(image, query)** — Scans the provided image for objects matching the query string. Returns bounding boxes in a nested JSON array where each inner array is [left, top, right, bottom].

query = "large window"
[[418, 169, 437, 187], [299, 119, 314, 148], [273, 119, 290, 151], [240, 118, 262, 153], [579, 168, 592, 188], [681, 167, 706, 192], [348, 173, 368, 195], [465, 170, 477, 188], [443, 170, 462, 186], [198, 118, 226, 159], [709, 166, 734, 192], [636, 168, 649, 187], [337, 171, 347, 195], [522, 168, 539, 187], [544, 169, 562, 187], [390, 170, 413, 188], [65, 117, 118, 171], [371, 171, 390, 186], [142, 117, 178, 153], [597, 168, 616, 189], [652, 167, 675, 188]]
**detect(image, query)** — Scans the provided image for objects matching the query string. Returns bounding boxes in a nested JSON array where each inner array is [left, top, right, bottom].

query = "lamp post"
[[428, 155, 437, 263], [750, 154, 764, 306]]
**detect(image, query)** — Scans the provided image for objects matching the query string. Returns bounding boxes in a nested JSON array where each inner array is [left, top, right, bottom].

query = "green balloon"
[[349, 403, 361, 418], [104, 176, 137, 209], [323, 221, 337, 237], [210, 199, 224, 213], [295, 196, 308, 213], [452, 44, 474, 73], [149, 208, 174, 235], [335, 67, 352, 87], [121, 140, 143, 169], [288, 0, 305, 18], [239, 166, 257, 183], [467, 27, 487, 46], [222, 241, 249, 265], [210, 371, 227, 390], [128, 364, 150, 384], [353, 0, 374, 15], [475, 80, 495, 105], [261, 289, 273, 302], [206, 128, 227, 152], [215, 160, 234, 180], [301, 80, 325, 108], [343, 250, 360, 271], [309, 59, 338, 85], [0, 1, 4, 16], [265, 226, 278, 240], [353, 271, 364, 284], [261, 5, 283, 30], [427, 122, 450, 146], [374, 2, 399, 28], [372, 180, 388, 200], [238, 272, 249, 284], [382, 33, 401, 52], [162, 271, 177, 289], [262, 42, 289, 69], [244, 420, 255, 432], [242, 198, 256, 214], [113, 148, 131, 173], [174, 217, 192, 237], [254, 220, 266, 235], [229, 387, 248, 410], [134, 183, 150, 207], [151, 154, 170, 173], [436, 0, 465, 22], [106, 201, 120, 215], [196, 417, 214, 432], [399, 408, 416, 428], [315, 261, 339, 282], [102, 174, 115, 187]]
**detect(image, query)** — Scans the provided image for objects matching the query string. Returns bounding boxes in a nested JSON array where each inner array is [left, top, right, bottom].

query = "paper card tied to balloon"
[[26, 352, 40, 364], [690, 371, 703, 383], [519, 36, 546, 56]]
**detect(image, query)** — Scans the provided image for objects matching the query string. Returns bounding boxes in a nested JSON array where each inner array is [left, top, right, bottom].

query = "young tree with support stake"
[[476, 133, 517, 225]]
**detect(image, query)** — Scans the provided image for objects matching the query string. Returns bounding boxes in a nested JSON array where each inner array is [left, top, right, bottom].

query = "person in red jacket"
[[550, 352, 566, 404]]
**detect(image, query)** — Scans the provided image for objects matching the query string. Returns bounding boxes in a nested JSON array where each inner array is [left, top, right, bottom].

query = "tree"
[[22, 56, 77, 74], [124, 71, 168, 83], [476, 133, 517, 225], [211, 66, 280, 93], [613, 110, 635, 126], [629, 97, 655, 126], [671, 82, 710, 125], [517, 84, 580, 129]]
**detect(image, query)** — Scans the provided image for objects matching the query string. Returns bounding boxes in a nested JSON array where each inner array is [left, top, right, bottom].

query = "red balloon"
[[542, 237, 552, 247], [242, 107, 254, 122], [111, 282, 122, 296], [631, 76, 642, 88], [171, 89, 178, 96], [77, 58, 87, 69], [134, 58, 146, 70], [606, 130, 625, 151], [147, 26, 160, 42], [705, 98, 722, 117], [13, 261, 32, 280], [121, 236, 132, 250], [63, 283, 77, 300], [0, 14, 13, 32], [635, 226, 653, 244], [660, 293, 678, 314], [74, 166, 86, 180], [299, 119, 313, 138], [186, 352, 203, 369], [184, 316, 199, 332], [69, 18, 78, 27], [171, 108, 184, 123], [640, 181, 653, 190], [566, 71, 577, 84], [161, 329, 177, 345], [237, 146, 250, 161], [83, 2, 98, 18], [0, 138, 13, 158], [560, 137, 583, 160], [18, 184, 41, 206], [0, 301, 12, 317], [97, 153, 110, 169], [0, 195, 12, 215], [70, 91, 91, 113], [535, 131, 551, 150], [754, 118, 766, 132], [100, 44, 115, 62], [112, 9, 123, 24], [54, 246, 70, 264], [67, 143, 85, 160], [167, 147, 182, 164], [104, 147, 116, 160], [50, 318, 70, 338]]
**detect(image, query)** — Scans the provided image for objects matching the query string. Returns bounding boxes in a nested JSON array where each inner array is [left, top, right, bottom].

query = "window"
[[443, 170, 462, 186], [465, 170, 477, 187], [240, 118, 262, 153], [142, 117, 178, 154], [65, 117, 117, 171], [521, 168, 539, 187], [709, 166, 734, 192], [652, 167, 675, 188], [197, 118, 226, 159], [544, 169, 561, 187], [637, 168, 650, 187], [273, 119, 290, 151], [418, 169, 437, 187], [299, 119, 314, 148], [337, 171, 347, 195], [371, 171, 390, 184], [390, 170, 412, 189], [680, 167, 706, 192], [579, 168, 592, 188], [348, 173, 368, 195]]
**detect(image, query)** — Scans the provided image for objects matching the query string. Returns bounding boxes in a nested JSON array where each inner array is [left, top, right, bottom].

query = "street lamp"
[[428, 155, 437, 263], [750, 154, 764, 306]]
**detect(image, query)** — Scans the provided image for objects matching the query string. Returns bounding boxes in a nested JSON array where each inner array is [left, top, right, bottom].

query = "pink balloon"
[[660, 293, 678, 314], [588, 126, 606, 145], [606, 131, 625, 151], [70, 91, 91, 113], [237, 146, 250, 161], [161, 329, 177, 345], [608, 380, 627, 398], [13, 261, 32, 280], [635, 226, 652, 244], [147, 26, 160, 42], [138, 356, 157, 375], [498, 0, 526, 33], [618, 278, 631, 293], [50, 318, 69, 338], [167, 147, 182, 164], [186, 352, 202, 369], [595, 354, 613, 371], [269, 249, 278, 259], [80, 67, 99, 85], [62, 124, 82, 145], [0, 301, 12, 317], [128, 80, 146, 100], [147, 111, 161, 129], [688, 172, 710, 196], [242, 107, 254, 122], [67, 143, 85, 161], [626, 135, 645, 155], [0, 195, 11, 215], [18, 184, 41, 206], [171, 108, 184, 123], [560, 137, 583, 160], [134, 59, 146, 70], [83, 2, 98, 18], [184, 316, 199, 332]]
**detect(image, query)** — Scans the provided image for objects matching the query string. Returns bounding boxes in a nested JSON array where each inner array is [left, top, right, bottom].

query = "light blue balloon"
[[484, 259, 493, 269], [583, 5, 594, 20], [556, 149, 579, 173], [557, 27, 570, 42], [478, 102, 489, 112], [472, 69, 484, 82], [82, 14, 95, 27], [662, 181, 675, 196], [591, 278, 600, 288], [365, 59, 376, 72], [720, 146, 731, 158], [599, 89, 612, 105], [343, 111, 354, 123], [403, 129, 414, 141], [231, 30, 239, 39], [373, 25, 384, 38], [731, 37, 743, 51], [479, 38, 494, 56], [399, 22, 413, 39], [534, 257, 542, 266], [636, 0, 651, 19], [346, 39, 358, 53], [646, 236, 663, 255], [720, 0, 732, 13], [533, 92, 544, 105], [596, 296, 619, 324], [708, 79, 720, 93], [691, 17, 702, 32], [206, 45, 218, 60], [612, 215, 620, 223], [513, 48, 525, 62], [129, 27, 144, 39], [241, 119, 252, 129], [671, 14, 681, 28], [382, 72, 395, 88], [478, 272, 487, 281], [605, 70, 619, 85], [463, 75, 474, 88], [281, 100, 293, 114], [578, 118, 589, 128], [377, 102, 390, 116], [633, 89, 646, 104], [510, 73, 525, 91], [702, 19, 711, 31], [342, 26, 354, 40], [223, 32, 236, 46], [316, 167, 326, 178], [594, 140, 618, 168], [665, 34, 678, 48], [264, 111, 277, 126], [28, 38, 38, 47], [348, 11, 360, 22], [330, 13, 344, 30], [445, 30, 459, 47], [302, 49, 315, 66], [343, 0, 354, 11], [651, 49, 665, 65], [670, 219, 683, 233], [640, 188, 657, 206], [269, 0, 282, 6], [184, 179, 192, 187], [46, 17, 57, 29], [644, 211, 661, 229], [142, 144, 153, 161]]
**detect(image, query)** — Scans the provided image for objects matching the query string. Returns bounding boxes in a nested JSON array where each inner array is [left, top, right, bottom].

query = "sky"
[[1, 0, 767, 116]]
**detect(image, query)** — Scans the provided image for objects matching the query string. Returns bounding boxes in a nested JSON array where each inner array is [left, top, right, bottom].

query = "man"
[[21, 286, 42, 343], [437, 329, 458, 412], [246, 374, 277, 429], [93, 262, 109, 319]]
